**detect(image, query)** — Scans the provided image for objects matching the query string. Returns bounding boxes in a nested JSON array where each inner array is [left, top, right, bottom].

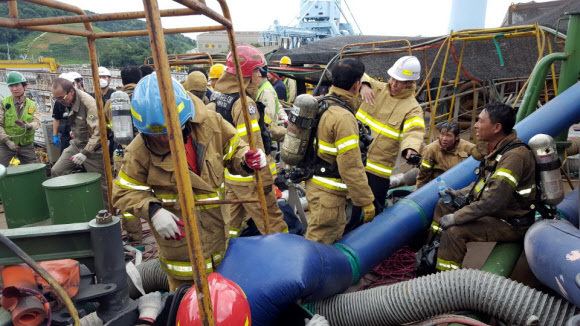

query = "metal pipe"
[[142, 1, 214, 325], [8, 0, 17, 19], [422, 49, 433, 114], [516, 52, 568, 122], [218, 0, 271, 234], [9, 8, 198, 26], [447, 41, 466, 121], [557, 13, 580, 97], [339, 40, 412, 59], [94, 25, 226, 39], [173, 0, 232, 28], [429, 37, 452, 140], [0, 18, 93, 37]]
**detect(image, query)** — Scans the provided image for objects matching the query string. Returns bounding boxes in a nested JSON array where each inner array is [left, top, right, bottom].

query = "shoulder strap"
[[318, 95, 355, 117]]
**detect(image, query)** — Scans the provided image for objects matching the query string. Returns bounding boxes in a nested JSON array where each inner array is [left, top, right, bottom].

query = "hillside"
[[0, 2, 196, 65]]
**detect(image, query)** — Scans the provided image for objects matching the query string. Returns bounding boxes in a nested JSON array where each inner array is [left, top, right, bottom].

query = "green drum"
[[0, 163, 50, 228], [42, 173, 104, 225]]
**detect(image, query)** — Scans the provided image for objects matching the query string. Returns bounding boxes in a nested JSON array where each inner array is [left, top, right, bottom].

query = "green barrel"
[[0, 163, 50, 228], [42, 173, 104, 225]]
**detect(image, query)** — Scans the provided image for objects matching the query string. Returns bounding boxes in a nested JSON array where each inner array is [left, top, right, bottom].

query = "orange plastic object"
[[34, 259, 80, 299], [1, 265, 47, 326]]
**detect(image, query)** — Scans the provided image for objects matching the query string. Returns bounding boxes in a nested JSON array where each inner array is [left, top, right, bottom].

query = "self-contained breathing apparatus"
[[212, 92, 275, 155], [280, 94, 373, 183]]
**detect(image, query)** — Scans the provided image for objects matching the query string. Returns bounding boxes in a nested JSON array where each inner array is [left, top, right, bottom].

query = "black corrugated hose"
[[127, 259, 169, 299]]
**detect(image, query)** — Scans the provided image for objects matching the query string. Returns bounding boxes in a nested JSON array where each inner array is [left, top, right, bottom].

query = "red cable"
[[359, 247, 417, 290], [450, 41, 483, 82]]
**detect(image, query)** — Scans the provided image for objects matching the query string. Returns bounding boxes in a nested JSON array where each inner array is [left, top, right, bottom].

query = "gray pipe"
[[314, 269, 579, 326], [127, 259, 169, 299]]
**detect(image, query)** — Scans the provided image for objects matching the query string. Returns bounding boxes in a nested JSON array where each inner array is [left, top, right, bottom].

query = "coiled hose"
[[127, 259, 169, 299], [314, 269, 579, 326]]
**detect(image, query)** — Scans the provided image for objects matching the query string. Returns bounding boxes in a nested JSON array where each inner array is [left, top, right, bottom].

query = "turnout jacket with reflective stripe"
[[112, 95, 249, 261], [357, 75, 425, 179], [309, 86, 374, 207], [454, 131, 536, 225], [209, 73, 275, 187], [416, 139, 475, 188]]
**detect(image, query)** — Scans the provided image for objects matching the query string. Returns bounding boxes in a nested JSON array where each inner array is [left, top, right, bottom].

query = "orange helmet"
[[176, 273, 251, 326], [225, 44, 266, 77]]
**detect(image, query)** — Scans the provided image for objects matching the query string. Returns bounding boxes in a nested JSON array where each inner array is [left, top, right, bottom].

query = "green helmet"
[[6, 72, 26, 86]]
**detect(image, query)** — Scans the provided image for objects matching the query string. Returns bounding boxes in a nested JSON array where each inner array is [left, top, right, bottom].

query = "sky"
[[59, 0, 556, 39]]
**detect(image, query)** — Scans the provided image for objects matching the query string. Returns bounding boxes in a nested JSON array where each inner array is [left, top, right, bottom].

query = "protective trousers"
[[225, 183, 288, 236], [51, 142, 108, 208], [304, 182, 347, 244], [349, 173, 390, 233], [121, 214, 143, 242], [0, 143, 37, 167]]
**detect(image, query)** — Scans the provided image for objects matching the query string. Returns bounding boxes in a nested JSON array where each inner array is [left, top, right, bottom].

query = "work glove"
[[70, 153, 87, 165], [152, 208, 185, 240], [362, 202, 376, 223], [305, 314, 330, 326], [138, 291, 168, 324], [440, 213, 456, 230], [244, 149, 267, 169], [5, 141, 18, 151], [14, 120, 31, 130], [52, 135, 60, 147]]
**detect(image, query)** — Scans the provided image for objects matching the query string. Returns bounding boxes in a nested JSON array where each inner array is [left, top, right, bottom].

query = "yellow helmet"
[[280, 56, 291, 65], [209, 64, 226, 80]]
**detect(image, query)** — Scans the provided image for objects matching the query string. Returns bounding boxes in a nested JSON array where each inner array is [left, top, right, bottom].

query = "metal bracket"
[[555, 16, 570, 44]]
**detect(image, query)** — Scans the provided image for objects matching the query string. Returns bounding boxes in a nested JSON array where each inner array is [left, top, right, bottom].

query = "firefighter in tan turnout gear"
[[208, 44, 288, 237], [416, 122, 475, 189], [112, 73, 266, 290], [431, 103, 536, 271], [353, 56, 426, 224], [305, 58, 375, 244]]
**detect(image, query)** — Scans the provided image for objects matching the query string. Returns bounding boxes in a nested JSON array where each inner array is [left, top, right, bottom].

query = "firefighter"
[[305, 58, 375, 244], [250, 64, 287, 142], [432, 103, 536, 271], [208, 63, 225, 90], [280, 56, 297, 103], [416, 121, 475, 189], [208, 44, 288, 237], [112, 72, 265, 290], [353, 55, 426, 225], [183, 71, 210, 104], [0, 71, 40, 167]]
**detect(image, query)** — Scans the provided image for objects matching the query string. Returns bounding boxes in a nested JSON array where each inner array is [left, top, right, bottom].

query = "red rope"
[[359, 246, 417, 290], [450, 41, 483, 82]]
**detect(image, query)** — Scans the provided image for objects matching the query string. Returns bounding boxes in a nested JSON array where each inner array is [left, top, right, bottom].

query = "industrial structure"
[[260, 0, 361, 49]]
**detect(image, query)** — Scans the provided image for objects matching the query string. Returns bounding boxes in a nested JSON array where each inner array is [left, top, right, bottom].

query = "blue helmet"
[[131, 72, 194, 134]]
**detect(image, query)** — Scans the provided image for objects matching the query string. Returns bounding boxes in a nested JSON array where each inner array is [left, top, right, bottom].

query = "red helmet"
[[176, 273, 251, 326], [225, 44, 266, 77]]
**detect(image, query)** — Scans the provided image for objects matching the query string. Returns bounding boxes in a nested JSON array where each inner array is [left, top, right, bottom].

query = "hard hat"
[[58, 73, 75, 83], [69, 72, 83, 81], [225, 44, 266, 77], [280, 56, 291, 65], [176, 273, 251, 326], [183, 71, 208, 92], [98, 66, 111, 77], [387, 56, 421, 81], [130, 72, 194, 135], [6, 72, 27, 86], [209, 64, 225, 80]]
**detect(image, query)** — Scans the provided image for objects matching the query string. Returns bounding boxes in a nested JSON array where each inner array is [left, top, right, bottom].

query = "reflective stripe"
[[159, 255, 216, 276], [356, 109, 402, 140], [115, 170, 151, 191], [264, 114, 273, 125], [421, 159, 433, 169], [155, 193, 177, 203], [430, 221, 443, 234], [131, 106, 142, 122], [223, 134, 240, 161], [491, 168, 519, 188], [270, 162, 277, 175], [402, 117, 425, 132], [237, 120, 260, 136], [516, 184, 535, 197], [365, 159, 393, 177], [122, 212, 136, 219], [336, 135, 359, 155], [225, 168, 254, 182], [194, 192, 221, 210], [312, 175, 348, 191], [474, 179, 485, 194], [106, 122, 113, 129], [318, 139, 337, 155], [229, 228, 241, 238], [436, 257, 460, 271], [495, 154, 502, 162]]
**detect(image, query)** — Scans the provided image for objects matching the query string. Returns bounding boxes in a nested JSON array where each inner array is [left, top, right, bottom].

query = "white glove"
[[244, 148, 267, 169], [440, 213, 456, 230], [305, 314, 329, 326], [5, 140, 18, 151], [152, 208, 184, 240], [138, 291, 168, 323], [70, 153, 87, 165]]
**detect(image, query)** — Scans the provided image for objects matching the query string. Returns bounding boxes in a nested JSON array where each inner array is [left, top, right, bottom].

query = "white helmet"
[[58, 72, 75, 83], [98, 66, 111, 77], [387, 56, 421, 81], [69, 72, 82, 80]]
